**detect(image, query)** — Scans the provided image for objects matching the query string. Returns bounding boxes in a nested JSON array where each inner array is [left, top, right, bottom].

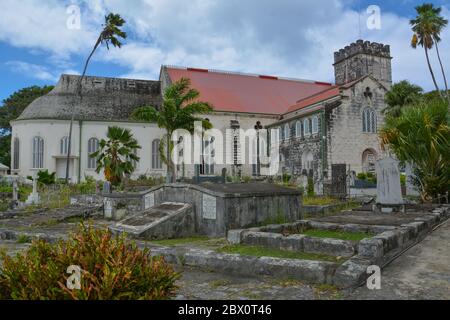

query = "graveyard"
[[0, 154, 449, 299]]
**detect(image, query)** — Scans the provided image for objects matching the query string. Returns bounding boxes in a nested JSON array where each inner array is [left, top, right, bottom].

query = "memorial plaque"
[[376, 157, 403, 205], [144, 193, 155, 209], [202, 194, 217, 220], [104, 199, 113, 218]]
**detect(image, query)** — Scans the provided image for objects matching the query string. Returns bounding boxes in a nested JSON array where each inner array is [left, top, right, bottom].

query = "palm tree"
[[383, 80, 423, 118], [132, 78, 213, 183], [90, 126, 141, 186], [410, 4, 444, 99], [65, 13, 127, 183], [380, 99, 450, 202]]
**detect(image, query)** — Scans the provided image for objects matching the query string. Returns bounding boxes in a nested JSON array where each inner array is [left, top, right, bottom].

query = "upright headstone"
[[405, 163, 420, 197], [12, 180, 18, 202], [375, 156, 403, 205], [331, 164, 347, 198], [102, 181, 111, 194], [221, 168, 227, 183], [25, 175, 40, 205]]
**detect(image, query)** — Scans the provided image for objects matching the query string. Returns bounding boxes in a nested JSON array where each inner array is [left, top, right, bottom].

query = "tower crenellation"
[[333, 39, 393, 88]]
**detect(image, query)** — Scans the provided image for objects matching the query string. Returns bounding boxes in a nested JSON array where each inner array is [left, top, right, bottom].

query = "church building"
[[10, 40, 392, 192]]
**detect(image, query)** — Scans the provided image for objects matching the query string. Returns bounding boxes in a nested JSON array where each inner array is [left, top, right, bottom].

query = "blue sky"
[[1, 0, 449, 102]]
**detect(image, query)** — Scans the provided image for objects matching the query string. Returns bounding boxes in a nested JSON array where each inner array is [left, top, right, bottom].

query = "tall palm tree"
[[90, 126, 141, 186], [410, 3, 444, 99], [65, 13, 127, 183], [132, 78, 213, 183]]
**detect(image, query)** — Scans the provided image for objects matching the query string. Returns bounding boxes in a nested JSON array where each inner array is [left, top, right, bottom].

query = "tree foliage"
[[380, 99, 450, 201], [0, 85, 54, 166], [91, 126, 141, 186], [132, 77, 213, 182], [383, 80, 424, 118]]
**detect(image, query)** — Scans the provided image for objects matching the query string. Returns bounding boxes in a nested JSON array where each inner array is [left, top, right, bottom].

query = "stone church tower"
[[333, 40, 392, 89]]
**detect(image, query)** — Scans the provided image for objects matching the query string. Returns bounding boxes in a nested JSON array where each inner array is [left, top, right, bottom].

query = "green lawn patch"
[[303, 196, 341, 206], [302, 229, 374, 242], [217, 245, 343, 263]]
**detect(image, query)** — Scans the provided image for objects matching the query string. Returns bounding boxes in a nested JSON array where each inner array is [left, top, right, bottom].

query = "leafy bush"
[[0, 224, 179, 300], [242, 176, 252, 183], [76, 176, 97, 194], [37, 170, 56, 185], [357, 173, 367, 180], [282, 173, 291, 184]]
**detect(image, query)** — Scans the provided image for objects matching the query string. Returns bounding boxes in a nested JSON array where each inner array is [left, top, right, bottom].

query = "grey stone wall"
[[334, 40, 392, 88]]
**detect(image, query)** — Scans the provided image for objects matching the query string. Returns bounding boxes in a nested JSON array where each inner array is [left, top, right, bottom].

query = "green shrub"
[[307, 177, 315, 197], [282, 173, 291, 184], [76, 176, 97, 194], [0, 224, 179, 300], [242, 176, 251, 183], [357, 173, 367, 180], [400, 174, 406, 187], [37, 170, 56, 185]]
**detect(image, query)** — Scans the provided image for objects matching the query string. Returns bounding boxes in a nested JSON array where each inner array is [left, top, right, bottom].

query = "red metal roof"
[[165, 66, 333, 115], [285, 86, 340, 114]]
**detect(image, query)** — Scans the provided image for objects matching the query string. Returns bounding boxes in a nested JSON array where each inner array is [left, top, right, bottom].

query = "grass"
[[301, 229, 374, 242], [148, 237, 212, 247], [303, 196, 341, 206], [16, 234, 31, 244], [217, 245, 343, 263]]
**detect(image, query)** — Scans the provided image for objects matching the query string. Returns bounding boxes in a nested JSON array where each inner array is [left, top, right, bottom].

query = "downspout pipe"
[[78, 120, 82, 183]]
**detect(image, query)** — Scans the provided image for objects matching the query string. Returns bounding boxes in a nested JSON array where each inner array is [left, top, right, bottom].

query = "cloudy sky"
[[0, 0, 449, 101]]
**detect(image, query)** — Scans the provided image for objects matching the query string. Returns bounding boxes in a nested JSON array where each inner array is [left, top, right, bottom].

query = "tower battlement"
[[334, 40, 391, 65]]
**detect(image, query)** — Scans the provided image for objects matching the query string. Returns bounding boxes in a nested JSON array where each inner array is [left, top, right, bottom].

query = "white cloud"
[[0, 0, 449, 91], [5, 61, 59, 81]]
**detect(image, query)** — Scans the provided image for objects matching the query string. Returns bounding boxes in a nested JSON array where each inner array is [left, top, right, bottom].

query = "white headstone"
[[144, 193, 155, 209], [104, 199, 113, 219], [375, 156, 403, 205], [202, 194, 217, 220], [25, 175, 40, 205]]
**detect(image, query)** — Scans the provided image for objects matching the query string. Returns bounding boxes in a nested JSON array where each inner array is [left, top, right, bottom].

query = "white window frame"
[[284, 124, 290, 140], [32, 136, 44, 169], [295, 121, 302, 138], [303, 119, 310, 136], [87, 138, 99, 170], [152, 139, 162, 170], [312, 116, 319, 134], [60, 136, 69, 155]]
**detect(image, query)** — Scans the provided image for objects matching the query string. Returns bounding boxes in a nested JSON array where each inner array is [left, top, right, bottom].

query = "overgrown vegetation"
[[0, 224, 179, 300], [380, 99, 449, 201], [303, 196, 340, 206]]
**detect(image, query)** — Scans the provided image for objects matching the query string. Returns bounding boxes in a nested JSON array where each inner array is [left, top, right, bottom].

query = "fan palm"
[[65, 13, 127, 183], [132, 77, 213, 183], [410, 4, 448, 102], [90, 126, 141, 186], [380, 99, 450, 201]]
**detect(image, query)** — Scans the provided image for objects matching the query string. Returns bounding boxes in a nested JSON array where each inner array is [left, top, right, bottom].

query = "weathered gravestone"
[[103, 181, 111, 194], [25, 175, 40, 205], [331, 164, 347, 198], [375, 156, 403, 211]]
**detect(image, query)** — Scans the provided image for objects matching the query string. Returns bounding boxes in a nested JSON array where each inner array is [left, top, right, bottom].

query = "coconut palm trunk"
[[65, 37, 102, 183], [424, 46, 442, 97], [434, 39, 450, 105]]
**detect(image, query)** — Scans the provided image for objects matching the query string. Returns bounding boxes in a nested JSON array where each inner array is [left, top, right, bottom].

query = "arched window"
[[362, 149, 377, 173], [279, 127, 284, 141], [302, 150, 314, 171], [312, 116, 319, 134], [13, 138, 19, 170], [87, 138, 99, 169], [303, 119, 310, 136], [32, 136, 44, 169], [284, 124, 290, 140], [152, 139, 162, 169], [295, 121, 302, 138], [363, 108, 377, 133], [60, 136, 69, 155]]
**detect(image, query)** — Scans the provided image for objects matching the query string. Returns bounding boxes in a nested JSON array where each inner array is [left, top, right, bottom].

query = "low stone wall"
[[226, 206, 450, 287]]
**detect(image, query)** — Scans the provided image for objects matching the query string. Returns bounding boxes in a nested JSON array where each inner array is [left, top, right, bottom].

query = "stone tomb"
[[106, 183, 302, 238]]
